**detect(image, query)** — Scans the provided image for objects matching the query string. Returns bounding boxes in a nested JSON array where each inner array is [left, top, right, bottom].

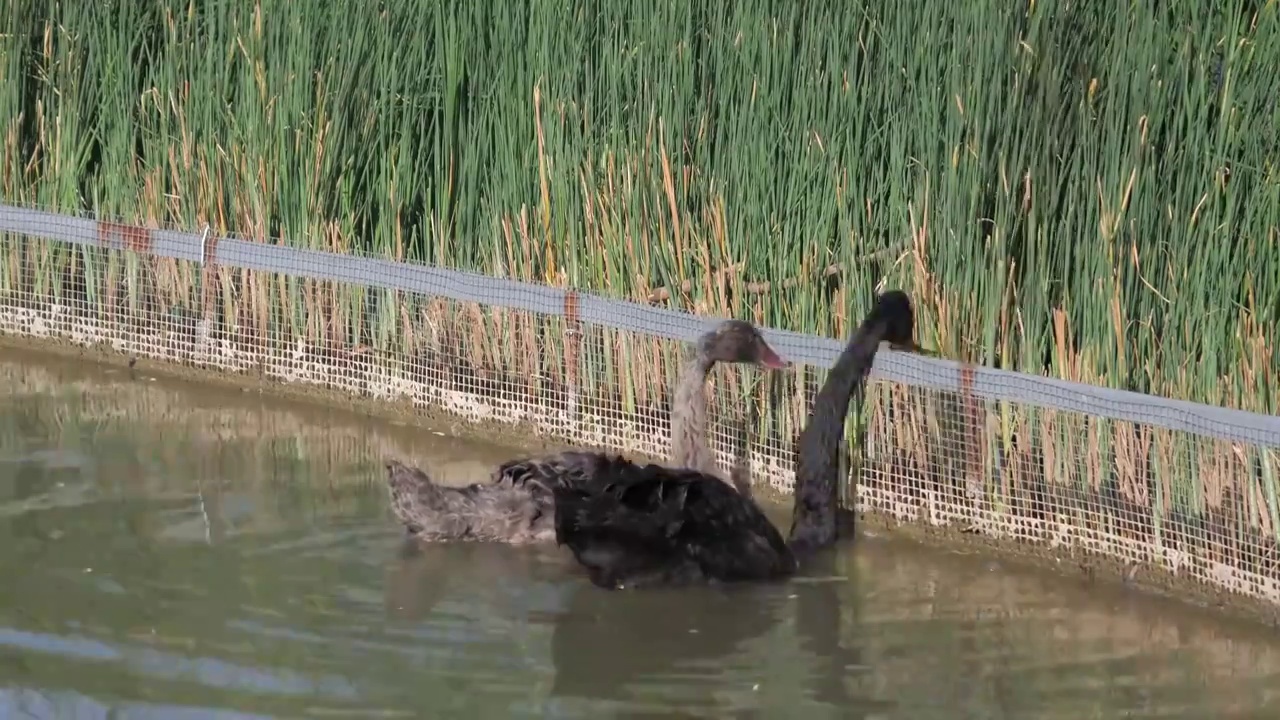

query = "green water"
[[0, 347, 1277, 719]]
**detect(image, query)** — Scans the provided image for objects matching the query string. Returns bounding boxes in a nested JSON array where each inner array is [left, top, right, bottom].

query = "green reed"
[[2, 0, 1274, 412]]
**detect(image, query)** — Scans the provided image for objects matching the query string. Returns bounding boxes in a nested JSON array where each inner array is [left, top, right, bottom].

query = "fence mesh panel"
[[1, 203, 1278, 605]]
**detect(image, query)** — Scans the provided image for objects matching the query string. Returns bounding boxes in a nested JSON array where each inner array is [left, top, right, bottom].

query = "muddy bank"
[[0, 330, 583, 461], [854, 513, 1280, 630]]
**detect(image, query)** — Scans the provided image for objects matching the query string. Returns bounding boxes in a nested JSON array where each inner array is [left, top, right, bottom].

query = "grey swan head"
[[382, 318, 788, 543], [548, 290, 919, 589], [670, 319, 789, 494]]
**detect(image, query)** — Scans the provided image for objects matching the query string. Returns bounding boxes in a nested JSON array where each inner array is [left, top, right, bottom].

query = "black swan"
[[383, 319, 789, 543], [550, 290, 917, 589]]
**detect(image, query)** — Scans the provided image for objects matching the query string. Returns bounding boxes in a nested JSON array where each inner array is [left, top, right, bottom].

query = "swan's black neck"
[[785, 317, 888, 557]]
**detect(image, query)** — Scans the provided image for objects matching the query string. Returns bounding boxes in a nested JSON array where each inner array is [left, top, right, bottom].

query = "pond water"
[[0, 347, 1278, 719]]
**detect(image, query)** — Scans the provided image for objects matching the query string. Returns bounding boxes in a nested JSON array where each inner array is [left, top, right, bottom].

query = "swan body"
[[551, 290, 918, 589], [384, 320, 788, 543], [550, 458, 796, 589]]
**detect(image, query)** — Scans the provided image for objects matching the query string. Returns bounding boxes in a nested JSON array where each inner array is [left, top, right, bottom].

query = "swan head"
[[871, 290, 922, 352], [697, 320, 790, 369]]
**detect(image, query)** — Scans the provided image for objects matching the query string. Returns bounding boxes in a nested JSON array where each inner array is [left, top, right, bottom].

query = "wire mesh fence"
[[1, 203, 1278, 605]]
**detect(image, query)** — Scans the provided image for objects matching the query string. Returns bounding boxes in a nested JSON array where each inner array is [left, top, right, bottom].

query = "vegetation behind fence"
[[1, 0, 1276, 413]]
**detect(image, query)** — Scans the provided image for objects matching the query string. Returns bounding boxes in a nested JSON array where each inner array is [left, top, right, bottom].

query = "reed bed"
[[1, 0, 1276, 409], [1, 0, 1278, 598]]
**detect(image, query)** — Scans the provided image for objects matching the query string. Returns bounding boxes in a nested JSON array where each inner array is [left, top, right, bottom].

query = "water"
[[0, 348, 1278, 719]]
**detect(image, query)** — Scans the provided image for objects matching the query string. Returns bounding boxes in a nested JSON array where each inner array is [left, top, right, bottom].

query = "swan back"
[[385, 460, 552, 543], [551, 459, 795, 588]]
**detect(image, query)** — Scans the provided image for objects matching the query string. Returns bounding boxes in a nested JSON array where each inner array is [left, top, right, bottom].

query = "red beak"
[[756, 341, 791, 369]]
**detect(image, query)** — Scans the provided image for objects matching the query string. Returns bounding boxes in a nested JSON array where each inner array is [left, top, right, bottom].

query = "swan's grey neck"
[[785, 319, 887, 556], [668, 354, 725, 482]]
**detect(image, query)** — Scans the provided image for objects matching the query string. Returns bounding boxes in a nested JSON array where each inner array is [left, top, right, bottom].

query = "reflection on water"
[[0, 346, 1278, 719]]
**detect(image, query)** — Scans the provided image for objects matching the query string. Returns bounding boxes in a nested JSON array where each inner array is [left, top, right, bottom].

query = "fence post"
[[96, 220, 156, 331], [959, 363, 984, 502], [563, 289, 582, 430], [197, 224, 218, 364]]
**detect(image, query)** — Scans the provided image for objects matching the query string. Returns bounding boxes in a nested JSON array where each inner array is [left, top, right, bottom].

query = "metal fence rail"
[[1, 203, 1278, 604]]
